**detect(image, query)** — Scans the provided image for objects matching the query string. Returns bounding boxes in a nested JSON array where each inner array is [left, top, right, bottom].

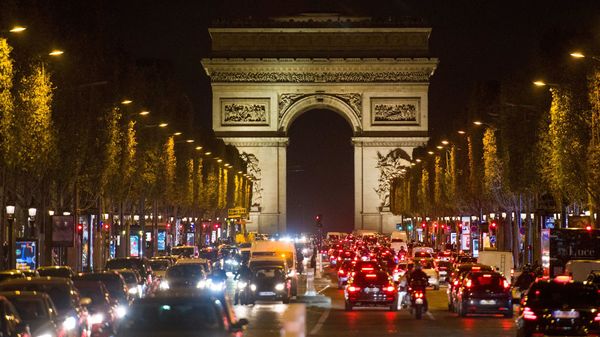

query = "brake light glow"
[[366, 274, 377, 278], [414, 291, 424, 298], [554, 275, 572, 283], [483, 274, 492, 278], [465, 279, 472, 288], [347, 286, 360, 292], [503, 279, 510, 289], [338, 269, 345, 275], [362, 267, 374, 271], [595, 313, 600, 322], [385, 285, 395, 292], [472, 266, 481, 271], [453, 280, 459, 286], [523, 307, 537, 320], [338, 257, 342, 261]]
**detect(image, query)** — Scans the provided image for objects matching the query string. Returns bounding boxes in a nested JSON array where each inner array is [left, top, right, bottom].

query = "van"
[[477, 251, 514, 281], [390, 231, 408, 253], [250, 240, 298, 296], [326, 232, 345, 242], [565, 260, 600, 282]]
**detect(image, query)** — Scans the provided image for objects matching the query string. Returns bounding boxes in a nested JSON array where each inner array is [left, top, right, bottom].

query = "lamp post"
[[28, 207, 37, 237], [6, 205, 15, 269]]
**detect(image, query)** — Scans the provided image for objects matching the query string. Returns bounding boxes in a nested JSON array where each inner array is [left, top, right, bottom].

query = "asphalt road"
[[233, 270, 517, 337]]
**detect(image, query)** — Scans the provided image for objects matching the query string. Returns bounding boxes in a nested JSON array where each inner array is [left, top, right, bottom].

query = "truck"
[[390, 231, 408, 253], [564, 260, 600, 281], [250, 240, 298, 296], [477, 250, 514, 281]]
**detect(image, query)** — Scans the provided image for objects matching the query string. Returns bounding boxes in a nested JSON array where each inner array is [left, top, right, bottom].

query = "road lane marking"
[[426, 311, 436, 320], [309, 308, 330, 335], [317, 285, 330, 294]]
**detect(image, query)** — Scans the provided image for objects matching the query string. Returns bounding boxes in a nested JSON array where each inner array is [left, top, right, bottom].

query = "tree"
[[482, 128, 504, 201]]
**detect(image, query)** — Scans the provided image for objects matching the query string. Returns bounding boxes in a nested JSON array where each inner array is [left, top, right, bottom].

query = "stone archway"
[[202, 14, 437, 234]]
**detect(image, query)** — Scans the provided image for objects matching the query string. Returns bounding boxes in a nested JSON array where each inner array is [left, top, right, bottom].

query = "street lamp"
[[473, 121, 483, 126], [121, 99, 133, 105], [48, 49, 64, 56], [173, 132, 182, 136], [6, 205, 15, 269], [457, 130, 466, 135], [195, 146, 203, 151], [28, 207, 37, 237], [158, 123, 168, 128], [9, 26, 26, 33], [48, 210, 54, 216], [570, 51, 600, 62], [139, 111, 150, 116]]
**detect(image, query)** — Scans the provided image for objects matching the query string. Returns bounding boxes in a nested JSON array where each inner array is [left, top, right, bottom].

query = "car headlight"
[[210, 282, 225, 292], [225, 259, 239, 266], [197, 280, 207, 289], [275, 283, 285, 291], [63, 316, 77, 331], [250, 284, 257, 291], [237, 281, 248, 290], [116, 305, 127, 319], [128, 287, 138, 295], [89, 313, 104, 325], [159, 281, 170, 290], [302, 248, 309, 255]]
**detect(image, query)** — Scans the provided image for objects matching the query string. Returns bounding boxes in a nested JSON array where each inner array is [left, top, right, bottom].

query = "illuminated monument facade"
[[202, 14, 437, 234]]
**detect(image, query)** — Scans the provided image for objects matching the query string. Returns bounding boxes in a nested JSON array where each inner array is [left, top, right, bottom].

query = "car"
[[415, 258, 440, 290], [0, 295, 31, 337], [447, 264, 493, 311], [0, 291, 61, 337], [337, 260, 356, 289], [0, 277, 90, 337], [148, 259, 171, 280], [0, 270, 26, 284], [454, 271, 512, 317], [72, 280, 119, 337], [516, 276, 600, 337], [159, 262, 207, 291], [344, 270, 397, 311], [72, 272, 130, 311], [37, 266, 74, 279], [105, 258, 153, 291], [436, 260, 453, 284], [585, 270, 600, 287], [19, 270, 39, 278], [176, 258, 212, 274], [171, 245, 199, 259], [116, 293, 248, 337], [114, 269, 143, 299], [245, 263, 291, 304]]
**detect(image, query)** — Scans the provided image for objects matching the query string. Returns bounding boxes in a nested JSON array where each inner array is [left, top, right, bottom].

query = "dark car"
[[72, 272, 129, 311], [37, 266, 74, 279], [454, 271, 512, 317], [0, 291, 60, 337], [337, 260, 356, 289], [245, 265, 291, 304], [0, 295, 31, 337], [105, 258, 153, 288], [0, 277, 89, 337], [72, 280, 118, 337], [20, 270, 39, 278], [436, 260, 453, 284], [116, 293, 247, 337], [447, 263, 493, 311], [114, 269, 143, 299], [160, 263, 207, 290], [516, 276, 600, 337], [344, 270, 397, 311], [0, 270, 25, 284]]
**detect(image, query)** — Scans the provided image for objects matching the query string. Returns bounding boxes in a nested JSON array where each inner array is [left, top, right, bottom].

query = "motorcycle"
[[408, 281, 428, 320]]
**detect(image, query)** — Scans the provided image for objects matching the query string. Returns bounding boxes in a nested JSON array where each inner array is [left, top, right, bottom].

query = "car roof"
[[38, 266, 71, 270], [0, 270, 24, 275], [0, 290, 52, 299], [0, 276, 73, 285]]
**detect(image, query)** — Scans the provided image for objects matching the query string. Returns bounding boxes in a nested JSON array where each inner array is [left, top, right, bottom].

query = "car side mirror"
[[80, 297, 92, 306]]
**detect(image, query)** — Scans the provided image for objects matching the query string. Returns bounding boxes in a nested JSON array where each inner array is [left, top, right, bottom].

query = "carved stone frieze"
[[279, 93, 362, 120], [210, 71, 431, 83]]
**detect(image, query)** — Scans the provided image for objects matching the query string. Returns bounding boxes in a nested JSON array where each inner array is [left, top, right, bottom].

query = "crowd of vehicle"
[[327, 231, 600, 336]]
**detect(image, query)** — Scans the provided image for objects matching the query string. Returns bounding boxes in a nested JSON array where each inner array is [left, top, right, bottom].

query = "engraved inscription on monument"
[[221, 98, 270, 126], [370, 97, 420, 125]]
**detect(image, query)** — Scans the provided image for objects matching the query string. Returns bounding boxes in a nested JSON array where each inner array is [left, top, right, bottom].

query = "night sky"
[[12, 1, 600, 233]]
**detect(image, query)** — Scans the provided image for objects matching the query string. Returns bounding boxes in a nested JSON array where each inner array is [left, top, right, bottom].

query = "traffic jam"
[[0, 228, 600, 336]]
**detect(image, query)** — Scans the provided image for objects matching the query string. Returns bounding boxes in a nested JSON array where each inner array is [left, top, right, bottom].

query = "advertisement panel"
[[130, 235, 140, 257], [51, 216, 74, 247], [15, 240, 37, 271], [157, 230, 166, 251]]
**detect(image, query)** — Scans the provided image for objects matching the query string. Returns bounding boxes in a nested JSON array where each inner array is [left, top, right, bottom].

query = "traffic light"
[[490, 221, 497, 229], [77, 223, 83, 233], [103, 222, 110, 231], [421, 221, 426, 229], [315, 214, 323, 228], [586, 225, 592, 232]]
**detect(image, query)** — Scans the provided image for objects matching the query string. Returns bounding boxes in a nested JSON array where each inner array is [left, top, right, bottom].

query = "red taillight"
[[503, 279, 510, 289], [594, 313, 600, 322], [465, 279, 472, 288], [453, 280, 459, 286], [362, 267, 374, 271], [414, 291, 424, 298], [348, 286, 360, 292], [338, 269, 345, 275], [523, 307, 537, 321], [385, 285, 395, 292], [338, 257, 342, 261], [366, 274, 377, 278]]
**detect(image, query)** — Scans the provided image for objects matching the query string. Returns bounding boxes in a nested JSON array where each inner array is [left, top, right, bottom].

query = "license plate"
[[364, 287, 379, 293], [480, 299, 496, 305], [259, 291, 276, 296], [553, 310, 579, 318]]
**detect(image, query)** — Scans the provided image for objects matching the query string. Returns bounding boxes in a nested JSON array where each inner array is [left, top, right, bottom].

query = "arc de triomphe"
[[202, 14, 437, 234]]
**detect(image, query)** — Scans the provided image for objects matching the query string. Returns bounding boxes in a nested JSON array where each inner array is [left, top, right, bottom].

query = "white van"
[[477, 251, 514, 281], [390, 231, 408, 253], [565, 260, 600, 282], [250, 240, 298, 296]]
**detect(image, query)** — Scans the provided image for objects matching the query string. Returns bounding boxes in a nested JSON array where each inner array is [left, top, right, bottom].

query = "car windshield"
[[355, 272, 389, 284], [254, 267, 285, 280], [120, 272, 138, 284], [171, 247, 195, 257], [470, 273, 505, 291], [249, 261, 284, 270], [74, 286, 107, 305], [125, 301, 221, 331], [0, 284, 71, 314], [38, 269, 70, 278], [75, 274, 126, 301], [166, 265, 203, 279], [7, 297, 48, 321], [149, 261, 169, 271], [529, 283, 600, 307]]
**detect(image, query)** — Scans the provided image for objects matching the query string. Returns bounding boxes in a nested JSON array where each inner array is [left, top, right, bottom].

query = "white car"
[[416, 258, 440, 290]]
